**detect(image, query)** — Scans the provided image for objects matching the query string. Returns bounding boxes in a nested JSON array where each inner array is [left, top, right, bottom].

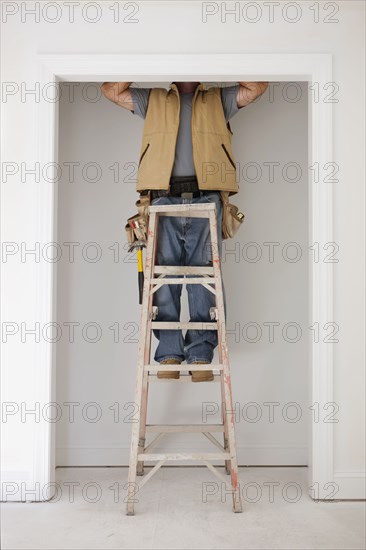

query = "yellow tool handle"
[[137, 248, 144, 305], [137, 248, 144, 272]]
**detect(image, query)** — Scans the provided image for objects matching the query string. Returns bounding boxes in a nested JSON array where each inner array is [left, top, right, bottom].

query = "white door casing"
[[32, 53, 333, 500]]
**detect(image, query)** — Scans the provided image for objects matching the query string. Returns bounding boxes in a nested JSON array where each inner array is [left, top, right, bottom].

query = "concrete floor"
[[1, 467, 365, 549]]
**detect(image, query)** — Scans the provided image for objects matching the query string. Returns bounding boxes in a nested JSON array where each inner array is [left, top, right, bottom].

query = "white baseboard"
[[3, 465, 364, 501], [333, 471, 366, 499], [1, 471, 33, 502], [56, 443, 308, 467]]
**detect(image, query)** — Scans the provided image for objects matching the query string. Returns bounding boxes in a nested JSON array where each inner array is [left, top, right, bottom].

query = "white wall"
[[55, 80, 308, 466], [1, 1, 364, 499]]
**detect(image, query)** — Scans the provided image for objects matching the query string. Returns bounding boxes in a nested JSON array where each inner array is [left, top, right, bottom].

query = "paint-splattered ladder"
[[126, 202, 242, 514]]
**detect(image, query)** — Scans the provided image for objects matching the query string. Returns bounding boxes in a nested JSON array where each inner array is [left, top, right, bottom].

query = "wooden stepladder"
[[126, 202, 242, 514]]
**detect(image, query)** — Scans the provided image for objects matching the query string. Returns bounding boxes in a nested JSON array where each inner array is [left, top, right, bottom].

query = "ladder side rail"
[[208, 208, 242, 513], [126, 210, 158, 514]]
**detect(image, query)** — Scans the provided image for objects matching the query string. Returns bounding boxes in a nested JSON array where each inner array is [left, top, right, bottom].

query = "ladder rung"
[[151, 322, 217, 330], [146, 424, 224, 433], [148, 374, 221, 382], [154, 266, 215, 276], [149, 203, 216, 211], [145, 364, 223, 372], [137, 452, 230, 461], [151, 277, 216, 285], [149, 203, 216, 217], [157, 211, 210, 218]]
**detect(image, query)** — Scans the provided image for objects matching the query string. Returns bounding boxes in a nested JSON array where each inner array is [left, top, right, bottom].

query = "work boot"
[[189, 361, 214, 382], [157, 358, 181, 379]]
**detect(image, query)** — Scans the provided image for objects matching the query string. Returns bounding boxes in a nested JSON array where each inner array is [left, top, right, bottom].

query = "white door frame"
[[35, 53, 334, 500]]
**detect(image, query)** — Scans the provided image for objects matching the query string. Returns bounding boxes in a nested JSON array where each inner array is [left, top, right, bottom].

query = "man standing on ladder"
[[102, 80, 268, 381]]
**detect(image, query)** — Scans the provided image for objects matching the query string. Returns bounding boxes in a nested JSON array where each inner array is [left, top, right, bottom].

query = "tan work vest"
[[136, 83, 239, 196]]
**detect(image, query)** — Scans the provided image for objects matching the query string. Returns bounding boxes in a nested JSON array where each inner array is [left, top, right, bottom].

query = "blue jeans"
[[151, 190, 227, 364]]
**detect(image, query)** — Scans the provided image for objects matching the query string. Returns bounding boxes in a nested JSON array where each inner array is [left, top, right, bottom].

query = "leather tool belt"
[[126, 176, 246, 246], [151, 175, 200, 199]]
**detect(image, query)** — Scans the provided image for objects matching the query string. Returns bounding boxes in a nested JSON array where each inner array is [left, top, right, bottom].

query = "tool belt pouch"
[[125, 192, 151, 245], [219, 191, 245, 240]]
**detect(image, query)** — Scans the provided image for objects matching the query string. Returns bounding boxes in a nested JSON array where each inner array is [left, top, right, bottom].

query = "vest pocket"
[[221, 143, 236, 170], [138, 143, 150, 167]]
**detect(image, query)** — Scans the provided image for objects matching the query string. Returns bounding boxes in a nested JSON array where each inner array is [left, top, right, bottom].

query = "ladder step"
[[148, 374, 221, 382], [154, 266, 215, 276], [146, 424, 224, 433], [137, 452, 230, 461], [145, 364, 223, 372], [151, 277, 216, 285], [151, 322, 217, 330], [149, 203, 216, 217]]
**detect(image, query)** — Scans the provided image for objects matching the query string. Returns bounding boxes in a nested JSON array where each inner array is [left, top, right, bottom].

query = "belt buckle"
[[181, 192, 193, 199]]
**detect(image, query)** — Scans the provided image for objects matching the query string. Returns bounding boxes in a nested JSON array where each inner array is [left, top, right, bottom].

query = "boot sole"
[[157, 372, 180, 379], [191, 371, 214, 382]]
